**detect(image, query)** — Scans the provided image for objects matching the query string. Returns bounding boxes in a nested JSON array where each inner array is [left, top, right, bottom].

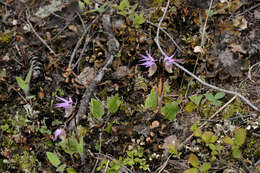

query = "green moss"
[[222, 99, 243, 119], [0, 33, 12, 44]]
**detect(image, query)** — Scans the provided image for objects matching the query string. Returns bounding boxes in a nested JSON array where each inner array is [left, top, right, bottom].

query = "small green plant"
[[115, 0, 145, 29], [97, 146, 149, 172], [90, 93, 121, 119], [97, 160, 122, 173], [15, 65, 34, 99], [185, 153, 211, 173], [144, 88, 179, 122], [222, 128, 247, 159], [204, 92, 225, 106], [121, 146, 149, 170]]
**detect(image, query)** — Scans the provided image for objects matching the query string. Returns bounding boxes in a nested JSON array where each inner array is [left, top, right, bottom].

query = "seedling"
[[15, 65, 35, 99]]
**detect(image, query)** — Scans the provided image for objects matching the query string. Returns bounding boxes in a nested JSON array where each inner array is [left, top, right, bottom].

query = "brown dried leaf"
[[229, 43, 247, 54]]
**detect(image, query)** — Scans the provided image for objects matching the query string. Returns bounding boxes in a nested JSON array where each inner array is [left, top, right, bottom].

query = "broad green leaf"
[[46, 152, 60, 167], [222, 136, 234, 145], [144, 89, 157, 109], [234, 128, 246, 146], [25, 65, 33, 84], [107, 94, 121, 113], [202, 131, 214, 144], [199, 162, 211, 173], [189, 95, 203, 106], [66, 167, 77, 173], [184, 168, 198, 173], [188, 153, 199, 168], [90, 98, 104, 119], [232, 146, 241, 159], [161, 101, 178, 122], [60, 137, 78, 154], [215, 92, 225, 99], [56, 164, 66, 172], [16, 77, 29, 95], [204, 93, 215, 102]]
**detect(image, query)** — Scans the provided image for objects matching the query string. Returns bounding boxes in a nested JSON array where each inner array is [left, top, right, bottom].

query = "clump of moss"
[[0, 33, 12, 44]]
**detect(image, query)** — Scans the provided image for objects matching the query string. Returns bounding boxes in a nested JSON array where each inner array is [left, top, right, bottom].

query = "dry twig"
[[25, 10, 57, 56]]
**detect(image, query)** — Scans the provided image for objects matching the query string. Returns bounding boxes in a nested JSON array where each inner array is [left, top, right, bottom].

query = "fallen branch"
[[68, 10, 119, 130]]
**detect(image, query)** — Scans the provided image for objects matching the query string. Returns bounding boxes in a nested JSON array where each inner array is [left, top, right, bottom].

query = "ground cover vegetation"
[[0, 0, 259, 172]]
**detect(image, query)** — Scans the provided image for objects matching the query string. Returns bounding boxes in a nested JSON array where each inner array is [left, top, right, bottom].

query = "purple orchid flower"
[[55, 96, 74, 117], [139, 52, 157, 77], [53, 127, 66, 142], [55, 96, 73, 108], [163, 52, 184, 73]]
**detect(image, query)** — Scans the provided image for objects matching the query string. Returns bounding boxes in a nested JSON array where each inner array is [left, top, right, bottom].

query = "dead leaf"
[[150, 120, 160, 129], [68, 25, 78, 33], [229, 43, 247, 54], [194, 45, 205, 54], [75, 66, 96, 87], [233, 16, 247, 30]]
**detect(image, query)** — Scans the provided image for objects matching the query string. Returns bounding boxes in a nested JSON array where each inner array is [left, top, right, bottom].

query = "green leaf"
[[66, 167, 77, 173], [202, 131, 214, 144], [107, 94, 121, 113], [144, 89, 157, 109], [56, 164, 67, 172], [234, 128, 246, 146], [132, 13, 145, 29], [118, 0, 129, 11], [188, 153, 199, 168], [86, 4, 106, 14], [105, 120, 119, 133], [215, 92, 225, 99], [222, 136, 234, 145], [184, 168, 198, 173], [78, 1, 85, 10], [160, 101, 178, 122], [83, 0, 92, 6], [90, 98, 104, 119], [16, 77, 29, 95], [25, 65, 33, 84], [232, 146, 241, 159], [46, 152, 61, 167], [199, 162, 211, 173], [189, 94, 203, 106], [204, 93, 215, 102]]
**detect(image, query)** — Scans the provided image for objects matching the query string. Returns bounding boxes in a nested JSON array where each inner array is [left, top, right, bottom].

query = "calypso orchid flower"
[[53, 127, 66, 142], [55, 96, 74, 117], [163, 52, 184, 73], [139, 52, 157, 77]]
